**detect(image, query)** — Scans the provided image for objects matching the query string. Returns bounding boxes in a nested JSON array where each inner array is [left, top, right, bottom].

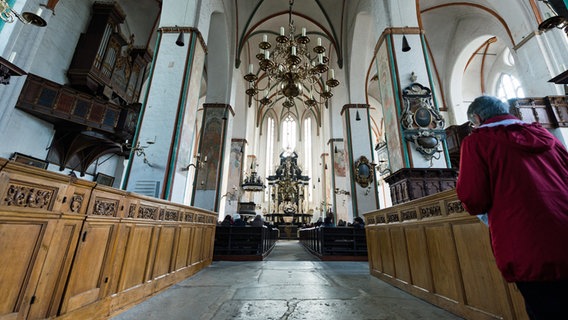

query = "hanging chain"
[[289, 0, 294, 26]]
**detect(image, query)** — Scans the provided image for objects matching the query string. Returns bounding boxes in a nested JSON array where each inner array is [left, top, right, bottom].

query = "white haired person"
[[456, 95, 568, 319]]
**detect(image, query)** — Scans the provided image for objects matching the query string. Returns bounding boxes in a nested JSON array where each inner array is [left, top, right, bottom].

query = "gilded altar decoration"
[[266, 151, 311, 224]]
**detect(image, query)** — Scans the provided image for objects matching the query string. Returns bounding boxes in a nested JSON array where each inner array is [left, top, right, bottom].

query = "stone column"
[[191, 103, 234, 212], [122, 27, 207, 203], [374, 27, 449, 172], [341, 104, 379, 219], [221, 138, 246, 216]]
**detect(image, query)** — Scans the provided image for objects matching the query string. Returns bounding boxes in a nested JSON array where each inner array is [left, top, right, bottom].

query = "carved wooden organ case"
[[15, 2, 151, 176]]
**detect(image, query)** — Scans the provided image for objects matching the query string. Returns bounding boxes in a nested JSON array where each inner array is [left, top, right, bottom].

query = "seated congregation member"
[[352, 216, 365, 229], [220, 214, 233, 226], [456, 95, 568, 320], [232, 213, 246, 226], [251, 214, 265, 227]]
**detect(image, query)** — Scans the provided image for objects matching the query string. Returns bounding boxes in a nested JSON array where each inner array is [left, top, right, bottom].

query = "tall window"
[[304, 117, 313, 202], [282, 115, 296, 151], [265, 117, 275, 201], [496, 73, 525, 101]]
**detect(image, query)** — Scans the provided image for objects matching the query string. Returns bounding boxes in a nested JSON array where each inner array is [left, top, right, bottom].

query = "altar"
[[265, 151, 312, 226]]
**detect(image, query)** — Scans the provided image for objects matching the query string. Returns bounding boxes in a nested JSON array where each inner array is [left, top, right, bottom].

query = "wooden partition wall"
[[0, 158, 217, 320], [364, 189, 528, 320]]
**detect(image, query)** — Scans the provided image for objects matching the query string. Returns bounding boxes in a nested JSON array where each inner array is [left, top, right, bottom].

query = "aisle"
[[112, 240, 462, 320], [264, 240, 318, 261]]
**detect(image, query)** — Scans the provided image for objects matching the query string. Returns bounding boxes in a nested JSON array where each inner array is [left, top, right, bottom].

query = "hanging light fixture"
[[244, 0, 339, 109], [0, 0, 46, 27], [175, 27, 185, 47], [401, 35, 411, 52]]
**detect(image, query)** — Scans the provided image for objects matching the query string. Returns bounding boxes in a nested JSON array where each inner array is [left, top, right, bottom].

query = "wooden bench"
[[299, 227, 368, 261], [213, 226, 278, 261]]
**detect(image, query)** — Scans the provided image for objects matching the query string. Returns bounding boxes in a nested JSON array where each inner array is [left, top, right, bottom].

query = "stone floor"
[[112, 241, 463, 320]]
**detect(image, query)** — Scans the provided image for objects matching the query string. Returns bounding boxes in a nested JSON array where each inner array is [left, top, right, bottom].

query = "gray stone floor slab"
[[112, 241, 463, 320]]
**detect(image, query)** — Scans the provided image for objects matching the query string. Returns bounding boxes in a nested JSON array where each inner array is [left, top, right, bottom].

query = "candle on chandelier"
[[280, 27, 285, 36], [291, 46, 296, 56], [249, 64, 254, 74], [263, 34, 268, 42], [302, 28, 306, 37], [264, 90, 269, 98], [329, 69, 335, 79], [264, 50, 270, 59], [317, 37, 322, 46], [324, 84, 329, 92], [318, 53, 323, 64]]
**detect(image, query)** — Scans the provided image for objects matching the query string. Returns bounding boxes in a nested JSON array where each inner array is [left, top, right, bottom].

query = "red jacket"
[[456, 114, 568, 282]]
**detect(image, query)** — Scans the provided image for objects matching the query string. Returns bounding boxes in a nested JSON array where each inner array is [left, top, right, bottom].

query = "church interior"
[[0, 0, 567, 319]]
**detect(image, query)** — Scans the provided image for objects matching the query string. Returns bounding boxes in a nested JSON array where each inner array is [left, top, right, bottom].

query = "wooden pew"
[[213, 226, 278, 261], [299, 227, 368, 261]]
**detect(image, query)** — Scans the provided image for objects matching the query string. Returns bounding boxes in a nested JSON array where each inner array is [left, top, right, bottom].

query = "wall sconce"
[[181, 153, 207, 171], [0, 0, 47, 27], [123, 138, 155, 168], [334, 188, 350, 196], [375, 159, 391, 176], [221, 185, 239, 204]]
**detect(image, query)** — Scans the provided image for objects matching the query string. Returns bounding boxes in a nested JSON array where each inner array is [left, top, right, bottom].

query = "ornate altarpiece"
[[266, 151, 311, 224]]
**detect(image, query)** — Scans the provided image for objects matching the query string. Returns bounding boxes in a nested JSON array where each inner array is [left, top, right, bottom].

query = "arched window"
[[282, 115, 296, 152], [496, 73, 525, 101]]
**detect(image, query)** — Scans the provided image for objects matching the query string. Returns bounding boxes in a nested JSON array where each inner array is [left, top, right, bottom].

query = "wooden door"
[[59, 219, 117, 313]]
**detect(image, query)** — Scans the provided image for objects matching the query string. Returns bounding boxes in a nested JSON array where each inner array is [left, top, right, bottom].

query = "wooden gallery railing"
[[364, 189, 528, 320], [0, 158, 217, 320]]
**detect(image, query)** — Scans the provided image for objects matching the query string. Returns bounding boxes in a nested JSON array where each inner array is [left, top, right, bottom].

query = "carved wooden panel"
[[547, 95, 568, 127], [92, 197, 119, 216], [138, 205, 158, 220], [385, 168, 458, 205], [509, 97, 555, 128], [2, 181, 57, 210]]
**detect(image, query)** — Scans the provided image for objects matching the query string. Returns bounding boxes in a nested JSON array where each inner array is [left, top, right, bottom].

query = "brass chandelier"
[[244, 0, 339, 108]]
